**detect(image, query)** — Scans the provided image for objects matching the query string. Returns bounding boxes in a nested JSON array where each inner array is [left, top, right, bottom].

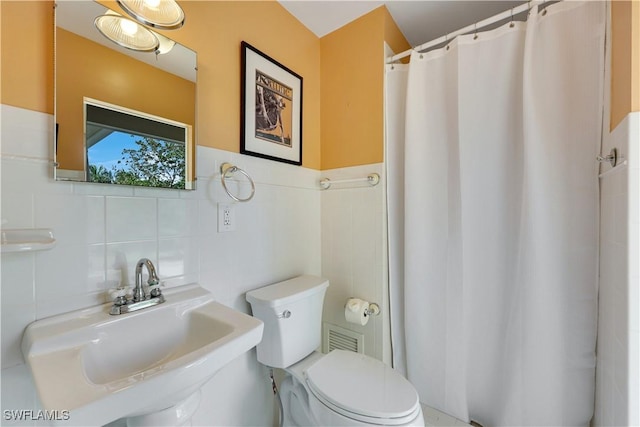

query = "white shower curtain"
[[386, 2, 605, 425]]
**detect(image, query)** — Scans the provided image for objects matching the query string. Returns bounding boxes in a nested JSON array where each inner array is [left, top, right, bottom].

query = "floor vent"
[[323, 322, 364, 354]]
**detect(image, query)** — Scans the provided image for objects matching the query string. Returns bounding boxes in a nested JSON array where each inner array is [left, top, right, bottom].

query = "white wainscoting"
[[320, 163, 391, 364], [594, 112, 640, 426], [0, 104, 322, 426]]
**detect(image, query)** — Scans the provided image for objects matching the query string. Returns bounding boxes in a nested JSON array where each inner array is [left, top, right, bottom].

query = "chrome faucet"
[[134, 258, 159, 302], [109, 258, 165, 315]]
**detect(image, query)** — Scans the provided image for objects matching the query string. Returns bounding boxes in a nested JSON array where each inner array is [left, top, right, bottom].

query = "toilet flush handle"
[[277, 310, 291, 319]]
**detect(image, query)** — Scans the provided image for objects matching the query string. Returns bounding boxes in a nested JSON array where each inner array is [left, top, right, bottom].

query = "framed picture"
[[241, 41, 303, 166]]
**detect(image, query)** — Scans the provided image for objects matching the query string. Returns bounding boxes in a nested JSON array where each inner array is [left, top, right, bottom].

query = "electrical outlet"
[[218, 203, 236, 232]]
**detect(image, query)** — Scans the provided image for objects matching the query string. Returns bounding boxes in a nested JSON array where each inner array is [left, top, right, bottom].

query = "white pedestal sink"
[[21, 284, 264, 426]]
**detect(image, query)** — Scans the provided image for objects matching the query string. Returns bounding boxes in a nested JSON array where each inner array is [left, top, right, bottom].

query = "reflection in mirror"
[[54, 1, 197, 190], [85, 99, 192, 188]]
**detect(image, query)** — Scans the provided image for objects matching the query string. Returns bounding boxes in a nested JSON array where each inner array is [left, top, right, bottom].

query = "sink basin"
[[21, 284, 263, 426]]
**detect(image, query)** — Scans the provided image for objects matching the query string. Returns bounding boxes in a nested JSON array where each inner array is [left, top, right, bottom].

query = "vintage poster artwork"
[[241, 41, 302, 165], [254, 70, 293, 147]]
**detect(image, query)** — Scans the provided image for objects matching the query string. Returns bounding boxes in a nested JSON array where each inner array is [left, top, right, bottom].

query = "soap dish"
[[1, 228, 56, 253]]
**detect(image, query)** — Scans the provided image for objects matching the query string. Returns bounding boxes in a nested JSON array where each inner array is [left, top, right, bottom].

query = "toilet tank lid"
[[245, 275, 329, 307]]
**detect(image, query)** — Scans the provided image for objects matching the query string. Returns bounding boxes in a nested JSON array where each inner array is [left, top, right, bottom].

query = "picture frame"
[[240, 41, 303, 166]]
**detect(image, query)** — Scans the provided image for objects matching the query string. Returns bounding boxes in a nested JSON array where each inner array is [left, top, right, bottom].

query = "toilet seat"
[[304, 350, 421, 426]]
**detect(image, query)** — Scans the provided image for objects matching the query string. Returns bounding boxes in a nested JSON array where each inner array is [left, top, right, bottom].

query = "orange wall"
[[56, 29, 195, 171], [4, 1, 635, 169], [0, 1, 53, 114], [384, 7, 412, 56], [320, 7, 409, 170], [611, 0, 640, 130], [0, 0, 321, 169], [175, 1, 321, 169]]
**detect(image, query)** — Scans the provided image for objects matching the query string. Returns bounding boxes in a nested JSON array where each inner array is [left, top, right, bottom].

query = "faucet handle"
[[150, 286, 162, 298], [113, 295, 127, 306], [108, 287, 131, 304]]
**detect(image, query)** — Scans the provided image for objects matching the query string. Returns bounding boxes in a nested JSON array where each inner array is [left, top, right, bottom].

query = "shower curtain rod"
[[386, 0, 549, 64]]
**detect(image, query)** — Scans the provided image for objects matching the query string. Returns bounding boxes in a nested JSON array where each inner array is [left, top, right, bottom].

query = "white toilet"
[[246, 275, 424, 426]]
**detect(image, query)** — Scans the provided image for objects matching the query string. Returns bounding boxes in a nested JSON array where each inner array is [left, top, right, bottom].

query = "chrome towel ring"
[[220, 162, 255, 202]]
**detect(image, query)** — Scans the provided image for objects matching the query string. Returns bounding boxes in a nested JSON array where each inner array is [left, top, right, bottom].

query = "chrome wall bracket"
[[597, 148, 618, 167], [365, 303, 380, 317]]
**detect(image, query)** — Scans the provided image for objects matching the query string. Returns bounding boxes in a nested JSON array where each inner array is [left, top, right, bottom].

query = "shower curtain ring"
[[509, 8, 515, 27], [473, 23, 478, 40], [445, 34, 450, 50], [542, 0, 548, 16]]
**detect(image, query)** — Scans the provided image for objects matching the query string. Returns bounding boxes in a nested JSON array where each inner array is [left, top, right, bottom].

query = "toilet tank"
[[246, 275, 329, 368]]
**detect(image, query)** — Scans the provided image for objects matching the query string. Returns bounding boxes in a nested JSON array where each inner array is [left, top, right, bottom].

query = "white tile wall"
[[320, 163, 392, 364], [106, 197, 158, 242], [627, 113, 639, 426], [594, 112, 640, 426], [0, 104, 322, 426], [5, 104, 635, 426]]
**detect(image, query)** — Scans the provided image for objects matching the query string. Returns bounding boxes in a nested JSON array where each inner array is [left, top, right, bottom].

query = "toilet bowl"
[[246, 275, 424, 426], [282, 350, 423, 426]]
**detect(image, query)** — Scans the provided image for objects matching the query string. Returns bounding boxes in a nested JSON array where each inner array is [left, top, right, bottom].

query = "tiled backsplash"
[[1, 104, 322, 366], [1, 104, 322, 425]]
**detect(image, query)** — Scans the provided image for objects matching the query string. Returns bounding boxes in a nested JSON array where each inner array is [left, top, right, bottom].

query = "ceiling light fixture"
[[116, 0, 185, 30], [155, 32, 176, 55], [94, 13, 159, 52]]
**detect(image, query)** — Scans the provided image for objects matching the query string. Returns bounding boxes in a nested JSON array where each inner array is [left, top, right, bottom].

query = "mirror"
[[54, 1, 196, 190]]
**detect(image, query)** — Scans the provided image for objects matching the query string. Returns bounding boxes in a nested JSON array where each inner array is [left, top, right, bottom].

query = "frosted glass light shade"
[[94, 14, 159, 52], [116, 0, 185, 30], [155, 32, 176, 55]]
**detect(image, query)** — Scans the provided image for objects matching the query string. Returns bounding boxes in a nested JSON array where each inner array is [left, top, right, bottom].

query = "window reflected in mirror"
[[85, 100, 193, 190]]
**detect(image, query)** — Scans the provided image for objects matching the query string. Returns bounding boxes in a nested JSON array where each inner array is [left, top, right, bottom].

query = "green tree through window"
[[88, 135, 186, 189]]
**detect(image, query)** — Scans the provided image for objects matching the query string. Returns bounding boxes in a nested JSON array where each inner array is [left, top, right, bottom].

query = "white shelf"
[[1, 229, 56, 253]]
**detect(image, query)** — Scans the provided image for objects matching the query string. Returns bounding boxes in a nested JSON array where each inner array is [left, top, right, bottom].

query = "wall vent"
[[323, 322, 364, 354]]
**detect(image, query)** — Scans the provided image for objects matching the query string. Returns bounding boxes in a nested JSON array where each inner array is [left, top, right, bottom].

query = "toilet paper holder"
[[344, 298, 380, 326], [346, 299, 380, 317], [366, 302, 380, 316], [365, 302, 380, 317]]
